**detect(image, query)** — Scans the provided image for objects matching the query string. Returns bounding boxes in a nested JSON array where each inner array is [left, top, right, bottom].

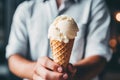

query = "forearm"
[[8, 54, 36, 79], [73, 55, 107, 80]]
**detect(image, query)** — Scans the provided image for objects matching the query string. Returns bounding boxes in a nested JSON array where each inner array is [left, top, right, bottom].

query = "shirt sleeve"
[[6, 1, 30, 59], [85, 0, 112, 61]]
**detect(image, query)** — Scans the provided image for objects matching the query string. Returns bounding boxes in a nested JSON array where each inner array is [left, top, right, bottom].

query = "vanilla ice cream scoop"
[[48, 15, 79, 43]]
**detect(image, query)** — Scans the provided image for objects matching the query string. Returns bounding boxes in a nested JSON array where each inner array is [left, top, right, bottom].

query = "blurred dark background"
[[0, 0, 120, 80]]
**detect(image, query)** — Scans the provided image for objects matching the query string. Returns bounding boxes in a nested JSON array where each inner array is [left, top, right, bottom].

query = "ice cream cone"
[[50, 39, 74, 70], [48, 15, 79, 71]]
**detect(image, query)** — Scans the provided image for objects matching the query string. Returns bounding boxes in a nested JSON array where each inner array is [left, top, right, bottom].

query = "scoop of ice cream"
[[48, 15, 79, 43]]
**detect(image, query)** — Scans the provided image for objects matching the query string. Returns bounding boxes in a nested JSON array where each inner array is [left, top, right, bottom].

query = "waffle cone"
[[50, 39, 74, 70]]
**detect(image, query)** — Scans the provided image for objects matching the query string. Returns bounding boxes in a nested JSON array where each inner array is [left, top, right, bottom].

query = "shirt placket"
[[46, 0, 75, 58]]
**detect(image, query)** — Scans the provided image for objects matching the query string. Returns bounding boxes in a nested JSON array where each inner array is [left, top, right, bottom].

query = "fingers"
[[34, 56, 68, 80], [68, 63, 77, 74], [68, 63, 77, 77], [38, 57, 63, 72], [35, 64, 68, 80]]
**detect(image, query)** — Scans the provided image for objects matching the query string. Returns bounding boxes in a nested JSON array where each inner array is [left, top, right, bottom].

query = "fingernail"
[[63, 73, 68, 79], [57, 67, 63, 72]]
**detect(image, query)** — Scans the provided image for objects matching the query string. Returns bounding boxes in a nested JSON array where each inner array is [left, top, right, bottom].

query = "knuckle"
[[42, 59, 48, 67], [40, 57, 48, 66], [37, 57, 47, 66]]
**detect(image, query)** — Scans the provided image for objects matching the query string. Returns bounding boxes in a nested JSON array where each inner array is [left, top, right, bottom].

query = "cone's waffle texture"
[[50, 39, 74, 69]]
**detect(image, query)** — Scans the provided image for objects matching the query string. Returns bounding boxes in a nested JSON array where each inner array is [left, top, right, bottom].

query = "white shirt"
[[6, 0, 112, 80]]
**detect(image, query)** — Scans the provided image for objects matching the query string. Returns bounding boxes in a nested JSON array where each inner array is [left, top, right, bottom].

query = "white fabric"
[[6, 0, 112, 80]]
